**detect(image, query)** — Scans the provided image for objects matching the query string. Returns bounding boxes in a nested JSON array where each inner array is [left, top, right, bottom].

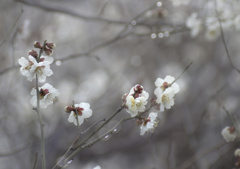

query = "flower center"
[[25, 61, 34, 70], [162, 94, 169, 104], [76, 107, 84, 116], [161, 82, 169, 91], [39, 88, 49, 99]]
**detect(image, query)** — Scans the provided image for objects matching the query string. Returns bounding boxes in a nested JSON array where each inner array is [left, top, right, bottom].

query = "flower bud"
[[44, 47, 53, 56], [64, 106, 74, 113], [134, 85, 143, 94], [46, 42, 56, 49], [28, 50, 38, 58], [34, 41, 42, 49]]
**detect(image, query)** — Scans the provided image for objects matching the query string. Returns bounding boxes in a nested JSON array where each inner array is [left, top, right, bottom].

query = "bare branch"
[[0, 8, 23, 49]]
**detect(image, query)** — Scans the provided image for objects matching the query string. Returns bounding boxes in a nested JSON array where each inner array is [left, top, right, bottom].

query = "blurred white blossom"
[[235, 148, 240, 157], [30, 83, 59, 108], [186, 13, 202, 37], [170, 0, 191, 6], [140, 112, 158, 135], [234, 15, 240, 31], [205, 22, 220, 41], [68, 102, 92, 126], [93, 166, 101, 169], [221, 126, 236, 142]]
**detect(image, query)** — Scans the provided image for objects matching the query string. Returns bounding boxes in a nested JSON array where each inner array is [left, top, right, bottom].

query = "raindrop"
[[67, 159, 73, 164], [56, 156, 73, 168], [55, 60, 62, 66], [131, 20, 137, 25], [164, 31, 169, 37], [158, 33, 164, 38], [157, 1, 162, 7], [103, 134, 111, 141], [151, 33, 157, 39]]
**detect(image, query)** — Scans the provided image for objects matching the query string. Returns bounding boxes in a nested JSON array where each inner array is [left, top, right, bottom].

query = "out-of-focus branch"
[[215, 1, 240, 73], [0, 146, 26, 157], [0, 65, 19, 75], [32, 153, 38, 169], [0, 8, 23, 49], [15, 0, 130, 25], [57, 1, 166, 62], [177, 141, 226, 169]]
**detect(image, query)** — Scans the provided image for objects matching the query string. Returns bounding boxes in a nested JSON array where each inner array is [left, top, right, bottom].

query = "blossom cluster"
[[184, 0, 240, 40], [123, 75, 180, 135], [18, 41, 59, 109]]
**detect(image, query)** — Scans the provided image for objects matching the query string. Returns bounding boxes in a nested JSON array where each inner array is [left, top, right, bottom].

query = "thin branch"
[[0, 8, 23, 49], [222, 105, 240, 138], [170, 61, 193, 86], [53, 105, 125, 168], [191, 85, 225, 136], [177, 141, 226, 169], [35, 74, 46, 169], [0, 65, 19, 76], [34, 41, 47, 169], [15, 0, 129, 25], [32, 153, 38, 169], [0, 146, 26, 157], [58, 115, 132, 168], [58, 1, 161, 62], [215, 1, 240, 73]]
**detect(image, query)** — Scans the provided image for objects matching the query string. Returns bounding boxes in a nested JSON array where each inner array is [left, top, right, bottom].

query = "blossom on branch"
[[30, 83, 59, 108], [66, 102, 92, 126], [18, 55, 53, 82], [140, 112, 158, 135], [123, 85, 149, 117], [221, 126, 236, 142], [154, 75, 180, 111]]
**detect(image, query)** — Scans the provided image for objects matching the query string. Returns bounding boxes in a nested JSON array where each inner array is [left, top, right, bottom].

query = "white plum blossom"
[[140, 112, 158, 135], [186, 13, 202, 38], [93, 166, 101, 169], [155, 75, 180, 94], [205, 18, 220, 41], [170, 0, 191, 6], [68, 102, 92, 126], [235, 148, 240, 157], [221, 126, 236, 142], [234, 148, 240, 159], [30, 83, 59, 108], [154, 75, 180, 112], [124, 85, 149, 117], [18, 55, 53, 83], [234, 15, 240, 31]]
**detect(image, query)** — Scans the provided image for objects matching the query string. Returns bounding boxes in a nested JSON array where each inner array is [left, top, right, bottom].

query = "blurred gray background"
[[0, 0, 240, 168]]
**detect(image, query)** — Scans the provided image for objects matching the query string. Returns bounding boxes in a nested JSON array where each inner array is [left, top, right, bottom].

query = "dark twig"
[[15, 0, 129, 25], [0, 8, 23, 49], [177, 141, 226, 169], [215, 1, 240, 73], [32, 153, 38, 169]]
